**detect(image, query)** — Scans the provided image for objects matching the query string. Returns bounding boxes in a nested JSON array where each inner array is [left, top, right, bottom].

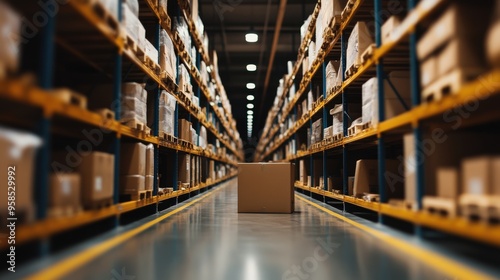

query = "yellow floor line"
[[296, 195, 495, 280], [27, 181, 232, 280]]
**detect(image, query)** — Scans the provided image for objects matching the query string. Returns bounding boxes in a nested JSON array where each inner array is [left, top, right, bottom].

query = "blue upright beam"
[[375, 0, 387, 225], [408, 0, 424, 237], [153, 22, 161, 196], [322, 62, 327, 191], [341, 31, 348, 196]]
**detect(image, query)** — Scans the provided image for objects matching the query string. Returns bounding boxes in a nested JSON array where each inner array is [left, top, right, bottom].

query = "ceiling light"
[[246, 64, 257, 71], [245, 32, 258, 43], [247, 110, 253, 115], [246, 83, 256, 90], [247, 103, 254, 109], [247, 95, 255, 101], [248, 116, 254, 120]]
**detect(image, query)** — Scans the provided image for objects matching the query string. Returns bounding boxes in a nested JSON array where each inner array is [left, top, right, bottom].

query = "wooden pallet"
[[323, 16, 341, 44], [388, 199, 415, 210], [86, 197, 113, 209], [361, 44, 376, 65], [93, 108, 115, 121], [345, 63, 359, 78], [341, 0, 356, 21], [160, 132, 177, 143], [422, 196, 457, 218], [422, 68, 483, 103], [363, 193, 380, 202], [460, 194, 500, 223], [122, 118, 151, 135], [48, 205, 83, 218], [50, 89, 88, 109], [121, 190, 153, 201], [347, 122, 366, 137]]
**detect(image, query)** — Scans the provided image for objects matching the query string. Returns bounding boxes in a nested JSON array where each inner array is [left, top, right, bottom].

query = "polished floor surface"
[[11, 179, 498, 280]]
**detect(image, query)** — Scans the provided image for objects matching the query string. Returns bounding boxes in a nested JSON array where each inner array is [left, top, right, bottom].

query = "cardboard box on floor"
[[238, 163, 295, 213]]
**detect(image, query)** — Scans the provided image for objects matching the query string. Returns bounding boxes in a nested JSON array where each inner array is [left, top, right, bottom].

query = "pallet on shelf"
[[422, 196, 457, 218], [361, 44, 376, 65], [422, 68, 484, 103], [460, 194, 500, 223], [48, 205, 83, 218], [93, 108, 115, 121], [122, 118, 151, 135], [50, 88, 87, 109], [82, 0, 120, 33], [121, 190, 153, 201]]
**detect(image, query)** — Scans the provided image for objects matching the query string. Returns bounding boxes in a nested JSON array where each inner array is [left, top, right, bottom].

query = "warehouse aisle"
[[24, 180, 479, 280]]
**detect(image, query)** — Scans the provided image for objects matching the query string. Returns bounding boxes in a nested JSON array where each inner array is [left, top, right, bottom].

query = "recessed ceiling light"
[[245, 32, 258, 43], [248, 116, 254, 120], [246, 64, 257, 71], [246, 83, 256, 90], [247, 103, 254, 109], [247, 95, 255, 101], [247, 110, 253, 115]]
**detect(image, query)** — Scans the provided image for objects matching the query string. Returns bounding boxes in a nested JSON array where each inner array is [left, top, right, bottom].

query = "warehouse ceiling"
[[199, 0, 316, 152]]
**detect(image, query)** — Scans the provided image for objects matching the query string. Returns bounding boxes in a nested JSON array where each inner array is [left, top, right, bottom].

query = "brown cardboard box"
[[353, 159, 401, 197], [462, 156, 500, 196], [417, 3, 491, 60], [403, 133, 416, 208], [382, 16, 402, 45], [348, 176, 355, 195], [78, 152, 114, 207], [436, 167, 459, 199], [238, 163, 294, 213], [299, 160, 308, 184], [0, 128, 41, 223], [179, 119, 192, 143], [120, 142, 146, 175], [145, 144, 154, 176], [179, 154, 191, 185], [121, 175, 145, 193], [420, 56, 437, 88], [437, 39, 486, 77], [145, 175, 154, 191], [49, 173, 81, 209]]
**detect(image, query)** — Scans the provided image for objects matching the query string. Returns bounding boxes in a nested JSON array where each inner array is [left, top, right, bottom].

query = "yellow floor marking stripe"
[[296, 195, 495, 280], [27, 181, 232, 280]]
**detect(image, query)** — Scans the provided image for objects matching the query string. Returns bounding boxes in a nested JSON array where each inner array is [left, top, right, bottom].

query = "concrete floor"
[[9, 179, 498, 280]]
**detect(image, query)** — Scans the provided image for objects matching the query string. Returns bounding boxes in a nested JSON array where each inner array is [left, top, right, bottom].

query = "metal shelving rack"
[[0, 0, 241, 252], [254, 0, 500, 247]]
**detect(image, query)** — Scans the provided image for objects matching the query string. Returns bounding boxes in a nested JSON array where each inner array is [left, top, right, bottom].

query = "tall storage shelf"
[[255, 0, 500, 247], [0, 0, 241, 251]]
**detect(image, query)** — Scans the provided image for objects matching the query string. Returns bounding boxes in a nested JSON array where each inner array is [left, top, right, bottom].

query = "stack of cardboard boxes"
[[346, 22, 373, 75], [120, 143, 146, 198], [121, 83, 148, 128], [418, 3, 490, 102], [0, 127, 42, 223], [121, 1, 145, 50]]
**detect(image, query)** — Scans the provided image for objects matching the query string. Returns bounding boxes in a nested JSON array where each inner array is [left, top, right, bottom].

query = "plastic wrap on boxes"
[[178, 64, 191, 92], [301, 15, 312, 41], [362, 72, 411, 125], [303, 56, 310, 75], [312, 118, 322, 144], [97, 0, 119, 19], [326, 60, 340, 92], [160, 29, 176, 78], [145, 39, 158, 64], [123, 0, 139, 16], [122, 83, 147, 102], [307, 91, 314, 111], [346, 22, 373, 74], [196, 15, 205, 36], [308, 41, 316, 62], [121, 97, 147, 124], [0, 3, 21, 77], [287, 61, 294, 75], [159, 90, 176, 136], [0, 127, 42, 222], [122, 3, 145, 48], [192, 95, 200, 108], [330, 104, 343, 135], [335, 60, 343, 88]]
